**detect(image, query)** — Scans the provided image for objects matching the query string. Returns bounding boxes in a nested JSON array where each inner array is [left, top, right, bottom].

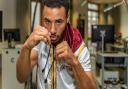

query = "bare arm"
[[56, 41, 98, 89], [71, 58, 98, 89], [16, 25, 51, 83], [16, 45, 38, 83]]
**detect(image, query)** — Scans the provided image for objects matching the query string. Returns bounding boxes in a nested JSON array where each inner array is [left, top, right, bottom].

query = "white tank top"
[[33, 42, 91, 89]]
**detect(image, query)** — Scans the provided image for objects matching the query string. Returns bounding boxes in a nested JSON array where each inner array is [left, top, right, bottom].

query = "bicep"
[[30, 49, 38, 69]]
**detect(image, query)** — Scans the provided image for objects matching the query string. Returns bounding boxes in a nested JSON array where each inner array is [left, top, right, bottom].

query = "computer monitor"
[[91, 25, 115, 43], [4, 28, 20, 42]]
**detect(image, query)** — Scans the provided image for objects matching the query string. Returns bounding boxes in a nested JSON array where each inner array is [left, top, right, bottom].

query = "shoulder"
[[74, 41, 88, 57], [74, 42, 91, 71]]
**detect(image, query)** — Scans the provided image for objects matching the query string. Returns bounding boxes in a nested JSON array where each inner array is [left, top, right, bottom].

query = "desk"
[[110, 44, 124, 52], [97, 52, 128, 89]]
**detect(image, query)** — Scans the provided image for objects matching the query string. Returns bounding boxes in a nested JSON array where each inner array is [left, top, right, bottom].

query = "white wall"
[[31, 2, 40, 28], [16, 0, 31, 43], [0, 0, 16, 28], [0, 0, 31, 43], [120, 5, 128, 38]]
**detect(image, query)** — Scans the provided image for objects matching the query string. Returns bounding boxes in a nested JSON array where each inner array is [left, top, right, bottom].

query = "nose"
[[50, 23, 56, 34]]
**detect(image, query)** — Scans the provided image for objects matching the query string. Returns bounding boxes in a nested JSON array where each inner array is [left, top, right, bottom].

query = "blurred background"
[[0, 0, 128, 89]]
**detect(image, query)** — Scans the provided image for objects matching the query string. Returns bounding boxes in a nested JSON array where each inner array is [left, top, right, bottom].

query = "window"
[[87, 3, 99, 53], [88, 3, 99, 38]]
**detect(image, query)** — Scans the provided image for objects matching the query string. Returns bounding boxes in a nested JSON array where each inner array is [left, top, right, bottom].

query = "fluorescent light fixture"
[[81, 0, 87, 7], [104, 6, 113, 12], [104, 0, 124, 12], [123, 0, 128, 10]]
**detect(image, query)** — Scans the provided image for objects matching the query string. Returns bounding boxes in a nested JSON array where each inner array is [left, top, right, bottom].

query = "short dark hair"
[[41, 0, 70, 16]]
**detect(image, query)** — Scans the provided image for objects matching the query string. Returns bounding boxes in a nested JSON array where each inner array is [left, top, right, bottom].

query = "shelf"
[[96, 52, 128, 89], [104, 64, 126, 67], [96, 62, 126, 67]]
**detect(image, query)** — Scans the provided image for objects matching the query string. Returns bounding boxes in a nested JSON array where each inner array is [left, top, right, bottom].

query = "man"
[[16, 0, 97, 89]]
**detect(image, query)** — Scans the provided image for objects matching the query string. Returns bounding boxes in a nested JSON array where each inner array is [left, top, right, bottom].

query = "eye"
[[55, 20, 63, 25], [44, 20, 51, 25], [43, 18, 51, 26]]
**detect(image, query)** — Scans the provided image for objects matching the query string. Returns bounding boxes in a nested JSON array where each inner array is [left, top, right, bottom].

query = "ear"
[[65, 11, 69, 22]]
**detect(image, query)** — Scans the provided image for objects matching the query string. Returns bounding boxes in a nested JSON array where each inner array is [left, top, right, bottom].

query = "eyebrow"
[[55, 19, 64, 22], [43, 17, 65, 23]]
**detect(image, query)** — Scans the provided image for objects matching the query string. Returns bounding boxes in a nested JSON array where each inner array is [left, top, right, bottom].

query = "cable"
[[30, 0, 39, 89], [53, 46, 55, 89], [31, 0, 39, 32], [43, 46, 56, 89], [42, 45, 51, 73], [44, 60, 54, 83]]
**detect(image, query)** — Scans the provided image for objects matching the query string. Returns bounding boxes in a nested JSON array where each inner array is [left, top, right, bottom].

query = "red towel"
[[64, 23, 83, 53]]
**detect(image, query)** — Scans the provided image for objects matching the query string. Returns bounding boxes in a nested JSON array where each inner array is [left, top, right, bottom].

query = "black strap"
[[29, 0, 39, 89]]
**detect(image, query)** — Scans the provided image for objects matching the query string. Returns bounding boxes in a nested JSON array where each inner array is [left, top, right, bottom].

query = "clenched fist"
[[55, 41, 77, 66], [24, 25, 51, 50]]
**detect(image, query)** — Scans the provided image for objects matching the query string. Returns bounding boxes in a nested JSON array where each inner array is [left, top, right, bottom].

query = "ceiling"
[[88, 0, 122, 4], [73, 0, 123, 10]]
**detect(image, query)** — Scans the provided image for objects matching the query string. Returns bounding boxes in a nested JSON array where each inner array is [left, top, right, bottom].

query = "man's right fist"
[[24, 25, 51, 50]]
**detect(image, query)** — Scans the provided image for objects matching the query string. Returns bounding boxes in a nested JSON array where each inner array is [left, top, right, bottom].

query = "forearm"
[[71, 59, 97, 89], [16, 45, 32, 83]]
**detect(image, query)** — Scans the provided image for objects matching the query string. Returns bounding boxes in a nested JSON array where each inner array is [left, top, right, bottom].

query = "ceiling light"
[[104, 0, 124, 12], [81, 0, 87, 7]]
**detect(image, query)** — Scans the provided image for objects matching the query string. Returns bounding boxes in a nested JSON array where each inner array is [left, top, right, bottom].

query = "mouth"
[[50, 35, 57, 42]]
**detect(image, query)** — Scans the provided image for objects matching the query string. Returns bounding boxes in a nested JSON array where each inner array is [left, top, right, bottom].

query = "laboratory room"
[[0, 0, 128, 89]]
